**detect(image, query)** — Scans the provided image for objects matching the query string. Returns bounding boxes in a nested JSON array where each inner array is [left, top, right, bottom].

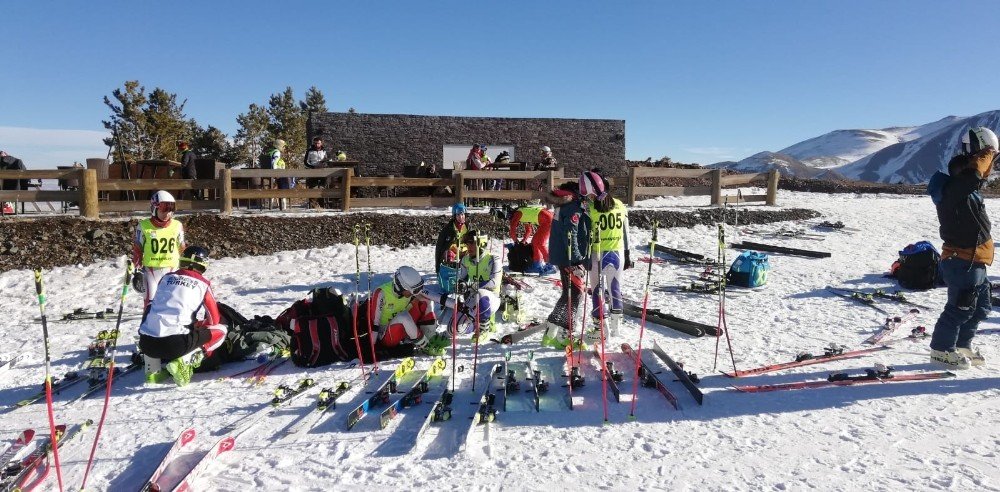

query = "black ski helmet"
[[179, 245, 210, 273]]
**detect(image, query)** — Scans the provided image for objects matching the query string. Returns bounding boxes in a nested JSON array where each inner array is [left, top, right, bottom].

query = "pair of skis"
[[733, 367, 956, 393], [724, 327, 930, 378], [138, 428, 233, 492], [0, 420, 92, 492]]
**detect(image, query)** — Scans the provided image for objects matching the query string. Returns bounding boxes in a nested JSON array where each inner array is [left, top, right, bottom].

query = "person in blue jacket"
[[541, 181, 591, 349]]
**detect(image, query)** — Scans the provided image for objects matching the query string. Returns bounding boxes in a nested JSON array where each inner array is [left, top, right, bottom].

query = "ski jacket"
[[367, 282, 436, 330], [133, 218, 185, 268], [546, 190, 590, 267], [139, 269, 220, 338], [460, 252, 501, 293], [435, 219, 466, 273], [928, 158, 994, 265], [180, 149, 197, 179], [304, 146, 327, 168], [269, 148, 286, 170]]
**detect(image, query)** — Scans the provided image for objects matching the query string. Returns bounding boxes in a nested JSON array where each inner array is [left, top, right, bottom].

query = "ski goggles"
[[155, 202, 176, 213]]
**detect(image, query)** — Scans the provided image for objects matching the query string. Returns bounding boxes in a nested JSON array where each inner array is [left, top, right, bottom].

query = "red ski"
[[723, 345, 891, 378], [138, 428, 196, 492], [733, 370, 956, 393], [170, 436, 235, 492], [863, 309, 920, 345], [0, 429, 34, 468], [621, 343, 679, 410]]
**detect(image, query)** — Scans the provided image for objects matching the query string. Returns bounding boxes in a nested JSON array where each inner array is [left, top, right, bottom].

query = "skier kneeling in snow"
[[430, 230, 501, 342], [363, 266, 444, 356], [138, 246, 228, 386]]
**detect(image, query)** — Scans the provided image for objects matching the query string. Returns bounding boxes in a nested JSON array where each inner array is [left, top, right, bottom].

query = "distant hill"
[[710, 111, 998, 183]]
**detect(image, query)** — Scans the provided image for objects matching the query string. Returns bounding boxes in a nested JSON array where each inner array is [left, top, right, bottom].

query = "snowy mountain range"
[[710, 110, 1000, 183]]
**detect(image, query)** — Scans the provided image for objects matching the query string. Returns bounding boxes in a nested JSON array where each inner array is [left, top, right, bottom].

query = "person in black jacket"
[[0, 150, 27, 214], [435, 203, 469, 289], [926, 126, 998, 369], [177, 141, 200, 199]]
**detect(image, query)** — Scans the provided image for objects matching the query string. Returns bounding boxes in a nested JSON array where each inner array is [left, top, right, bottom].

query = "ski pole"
[[80, 260, 133, 490], [595, 219, 609, 423], [33, 269, 65, 492], [351, 225, 367, 379], [630, 221, 657, 419], [470, 236, 483, 392], [364, 223, 379, 372]]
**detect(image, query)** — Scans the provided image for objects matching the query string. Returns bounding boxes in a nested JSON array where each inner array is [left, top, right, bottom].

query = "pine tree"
[[267, 87, 306, 169], [145, 88, 189, 161], [300, 86, 328, 115], [189, 122, 235, 164], [234, 103, 270, 167], [102, 80, 150, 162]]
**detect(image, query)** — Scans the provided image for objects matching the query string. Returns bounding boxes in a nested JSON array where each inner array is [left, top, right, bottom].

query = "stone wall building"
[[307, 112, 626, 178]]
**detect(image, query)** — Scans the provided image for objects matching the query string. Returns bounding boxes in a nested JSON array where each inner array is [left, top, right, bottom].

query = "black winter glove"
[[131, 270, 146, 294]]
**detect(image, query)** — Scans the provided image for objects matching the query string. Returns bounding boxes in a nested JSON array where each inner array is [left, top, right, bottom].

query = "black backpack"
[[277, 288, 365, 367], [258, 150, 273, 169], [507, 243, 534, 273], [892, 241, 941, 290]]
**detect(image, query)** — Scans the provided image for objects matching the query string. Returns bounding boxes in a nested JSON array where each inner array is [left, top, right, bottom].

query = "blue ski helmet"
[[452, 203, 467, 216]]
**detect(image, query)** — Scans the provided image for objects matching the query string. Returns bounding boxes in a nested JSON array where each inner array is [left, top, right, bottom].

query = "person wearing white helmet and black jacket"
[[139, 245, 228, 386], [926, 126, 999, 369], [535, 145, 558, 171], [132, 190, 186, 307]]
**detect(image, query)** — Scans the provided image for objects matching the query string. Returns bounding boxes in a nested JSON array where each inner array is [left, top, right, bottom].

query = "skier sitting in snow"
[[138, 246, 228, 387], [132, 190, 186, 307], [362, 266, 442, 355], [580, 171, 633, 341], [430, 230, 501, 342]]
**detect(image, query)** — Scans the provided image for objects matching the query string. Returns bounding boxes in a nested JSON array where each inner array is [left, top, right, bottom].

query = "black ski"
[[731, 241, 832, 258], [592, 345, 622, 403], [651, 341, 703, 405], [827, 287, 931, 310], [622, 302, 718, 337], [826, 287, 890, 315]]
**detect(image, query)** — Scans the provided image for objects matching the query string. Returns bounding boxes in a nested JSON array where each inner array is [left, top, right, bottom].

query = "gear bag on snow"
[[890, 241, 941, 290], [506, 242, 534, 273], [276, 288, 357, 368], [726, 250, 770, 288], [197, 302, 292, 372]]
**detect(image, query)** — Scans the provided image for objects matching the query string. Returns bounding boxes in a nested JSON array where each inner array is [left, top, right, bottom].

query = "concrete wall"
[[307, 112, 626, 177]]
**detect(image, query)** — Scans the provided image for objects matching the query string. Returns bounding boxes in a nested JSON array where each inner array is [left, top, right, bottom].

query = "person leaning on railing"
[[0, 149, 27, 214], [304, 136, 327, 208]]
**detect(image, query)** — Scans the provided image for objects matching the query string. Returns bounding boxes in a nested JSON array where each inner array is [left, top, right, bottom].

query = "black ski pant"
[[546, 265, 585, 329], [139, 328, 211, 362]]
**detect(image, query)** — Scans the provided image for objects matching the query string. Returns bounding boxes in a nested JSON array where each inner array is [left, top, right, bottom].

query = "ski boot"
[[608, 310, 623, 338], [165, 349, 204, 387], [540, 322, 569, 350], [144, 355, 171, 384]]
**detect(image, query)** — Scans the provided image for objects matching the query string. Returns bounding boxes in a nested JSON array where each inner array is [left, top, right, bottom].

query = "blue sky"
[[2, 1, 996, 168]]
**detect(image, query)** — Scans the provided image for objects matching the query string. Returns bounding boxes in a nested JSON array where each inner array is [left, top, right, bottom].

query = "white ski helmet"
[[392, 266, 425, 296], [150, 190, 176, 217], [541, 146, 551, 153], [962, 127, 999, 155]]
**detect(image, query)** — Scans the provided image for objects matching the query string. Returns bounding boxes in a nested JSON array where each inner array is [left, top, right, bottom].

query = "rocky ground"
[[0, 208, 820, 273]]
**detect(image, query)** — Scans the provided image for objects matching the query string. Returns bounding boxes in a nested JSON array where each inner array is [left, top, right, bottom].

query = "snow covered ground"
[[1, 189, 998, 491]]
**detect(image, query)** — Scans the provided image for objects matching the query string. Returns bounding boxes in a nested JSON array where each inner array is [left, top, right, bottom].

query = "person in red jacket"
[[138, 246, 227, 386]]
